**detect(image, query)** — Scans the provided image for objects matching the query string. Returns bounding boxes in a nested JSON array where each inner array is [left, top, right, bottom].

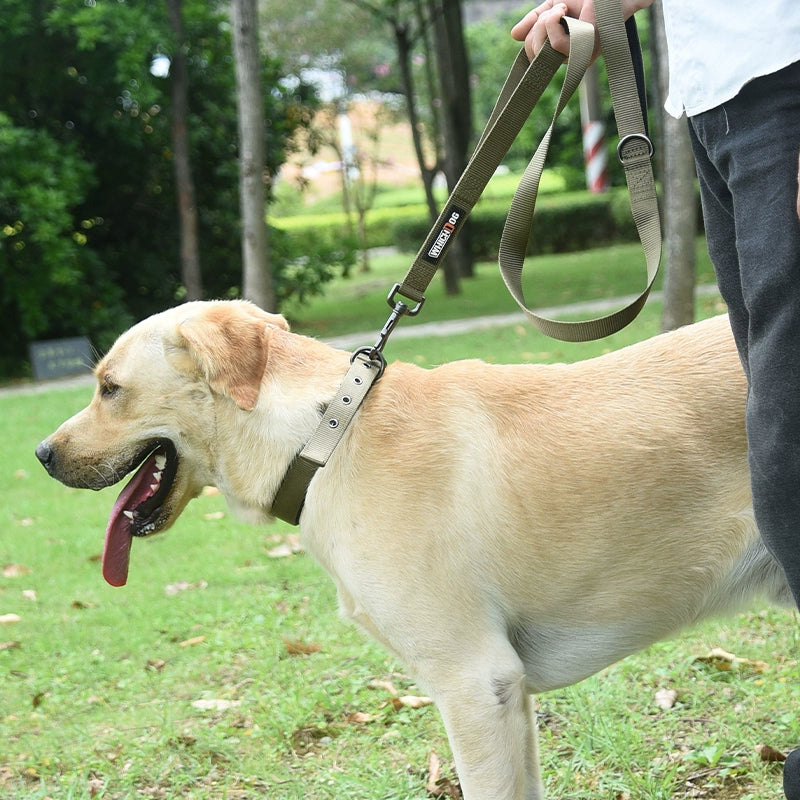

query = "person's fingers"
[[532, 4, 570, 58], [510, 0, 559, 41], [510, 6, 539, 40]]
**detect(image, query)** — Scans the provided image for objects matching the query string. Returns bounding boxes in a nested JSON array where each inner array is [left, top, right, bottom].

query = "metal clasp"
[[357, 283, 426, 367]]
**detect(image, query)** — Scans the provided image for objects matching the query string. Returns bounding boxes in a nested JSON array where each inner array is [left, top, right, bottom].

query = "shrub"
[[274, 188, 641, 262]]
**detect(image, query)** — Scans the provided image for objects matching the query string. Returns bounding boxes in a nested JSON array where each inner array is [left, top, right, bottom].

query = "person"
[[512, 1, 800, 796]]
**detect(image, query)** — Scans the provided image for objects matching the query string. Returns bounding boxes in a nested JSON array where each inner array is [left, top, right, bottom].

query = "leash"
[[271, 3, 659, 524]]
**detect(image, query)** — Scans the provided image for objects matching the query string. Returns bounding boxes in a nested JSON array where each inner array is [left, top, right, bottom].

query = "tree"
[[165, 0, 202, 300], [0, 113, 128, 376], [264, 0, 477, 293], [0, 0, 319, 377], [231, 0, 274, 311], [427, 0, 474, 289], [650, 2, 696, 331], [345, 0, 443, 226]]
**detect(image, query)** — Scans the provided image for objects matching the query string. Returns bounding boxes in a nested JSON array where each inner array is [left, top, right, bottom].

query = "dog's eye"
[[100, 378, 119, 398]]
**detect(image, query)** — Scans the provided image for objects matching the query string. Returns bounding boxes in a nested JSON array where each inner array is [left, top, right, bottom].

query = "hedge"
[[272, 187, 641, 260]]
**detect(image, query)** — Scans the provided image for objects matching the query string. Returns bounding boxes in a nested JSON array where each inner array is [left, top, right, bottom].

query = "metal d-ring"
[[350, 346, 387, 380]]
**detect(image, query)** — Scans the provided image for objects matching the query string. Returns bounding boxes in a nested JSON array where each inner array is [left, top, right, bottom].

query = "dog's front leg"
[[428, 656, 545, 800]]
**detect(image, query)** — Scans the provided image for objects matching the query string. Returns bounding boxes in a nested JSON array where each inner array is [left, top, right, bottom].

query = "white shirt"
[[660, 0, 800, 118]]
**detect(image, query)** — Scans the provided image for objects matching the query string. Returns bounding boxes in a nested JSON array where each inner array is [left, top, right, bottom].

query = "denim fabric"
[[688, 59, 800, 605]]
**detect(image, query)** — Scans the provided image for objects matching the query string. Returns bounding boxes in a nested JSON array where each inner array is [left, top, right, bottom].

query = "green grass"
[[2, 245, 798, 800], [285, 239, 717, 341]]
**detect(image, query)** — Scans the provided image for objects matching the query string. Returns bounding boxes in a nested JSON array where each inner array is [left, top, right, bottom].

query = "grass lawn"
[[283, 239, 718, 341], [2, 247, 799, 800]]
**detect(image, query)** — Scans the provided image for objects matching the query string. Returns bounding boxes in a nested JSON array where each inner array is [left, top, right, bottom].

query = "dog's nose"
[[35, 440, 55, 474]]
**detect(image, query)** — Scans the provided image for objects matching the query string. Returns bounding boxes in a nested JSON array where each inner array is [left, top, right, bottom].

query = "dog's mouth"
[[103, 439, 178, 587]]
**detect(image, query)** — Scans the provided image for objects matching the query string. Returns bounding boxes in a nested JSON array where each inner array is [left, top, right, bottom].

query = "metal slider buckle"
[[616, 132, 654, 163]]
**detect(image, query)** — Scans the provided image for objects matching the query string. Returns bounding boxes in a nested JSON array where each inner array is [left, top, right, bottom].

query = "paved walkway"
[[1, 284, 721, 397], [324, 283, 722, 349]]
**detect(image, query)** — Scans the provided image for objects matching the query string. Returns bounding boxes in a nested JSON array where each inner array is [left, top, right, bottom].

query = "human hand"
[[511, 0, 597, 60], [511, 0, 652, 61]]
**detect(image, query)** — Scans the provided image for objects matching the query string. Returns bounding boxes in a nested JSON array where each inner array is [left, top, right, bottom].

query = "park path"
[[324, 283, 721, 349], [0, 284, 721, 397]]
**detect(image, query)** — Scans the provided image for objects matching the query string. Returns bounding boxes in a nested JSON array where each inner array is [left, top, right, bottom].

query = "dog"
[[35, 300, 793, 800]]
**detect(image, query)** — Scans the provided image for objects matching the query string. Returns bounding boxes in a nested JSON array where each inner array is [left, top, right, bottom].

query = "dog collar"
[[270, 349, 384, 525]]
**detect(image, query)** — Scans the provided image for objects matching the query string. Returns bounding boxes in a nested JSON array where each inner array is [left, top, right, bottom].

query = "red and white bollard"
[[582, 118, 609, 193], [579, 62, 609, 194]]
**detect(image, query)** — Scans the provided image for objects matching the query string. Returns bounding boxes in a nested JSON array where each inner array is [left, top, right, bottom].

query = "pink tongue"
[[102, 451, 162, 587]]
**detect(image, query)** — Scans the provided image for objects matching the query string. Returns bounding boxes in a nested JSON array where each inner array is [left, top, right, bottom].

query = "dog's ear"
[[175, 301, 289, 411]]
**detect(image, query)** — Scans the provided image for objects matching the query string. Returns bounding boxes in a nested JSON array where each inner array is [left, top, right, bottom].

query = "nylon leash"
[[270, 4, 660, 524]]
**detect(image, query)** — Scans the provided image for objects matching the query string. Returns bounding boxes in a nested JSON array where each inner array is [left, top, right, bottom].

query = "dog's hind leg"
[[425, 649, 545, 800]]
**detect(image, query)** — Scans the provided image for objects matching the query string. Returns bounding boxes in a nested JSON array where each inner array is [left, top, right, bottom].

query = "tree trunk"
[[651, 2, 696, 331], [428, 0, 473, 292], [165, 0, 202, 300], [231, 0, 275, 311], [394, 19, 439, 223]]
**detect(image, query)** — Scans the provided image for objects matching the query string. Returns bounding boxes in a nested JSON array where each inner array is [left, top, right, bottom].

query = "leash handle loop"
[[392, 35, 570, 319], [391, 1, 660, 344]]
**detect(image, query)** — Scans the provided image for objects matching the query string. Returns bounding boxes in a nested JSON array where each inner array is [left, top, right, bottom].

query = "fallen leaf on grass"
[[22, 590, 36, 602], [392, 695, 434, 710], [146, 659, 166, 672], [0, 641, 20, 652], [164, 580, 208, 596], [756, 743, 787, 763], [2, 564, 31, 578], [694, 646, 769, 674], [654, 687, 678, 710], [266, 543, 294, 559], [426, 751, 462, 799], [179, 635, 206, 647], [191, 698, 242, 711], [267, 534, 304, 558], [344, 711, 374, 724], [368, 679, 399, 695], [0, 614, 21, 625], [282, 636, 322, 656], [203, 511, 225, 521]]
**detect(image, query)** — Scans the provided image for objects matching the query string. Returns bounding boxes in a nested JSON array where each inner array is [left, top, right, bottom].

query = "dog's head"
[[35, 300, 290, 587]]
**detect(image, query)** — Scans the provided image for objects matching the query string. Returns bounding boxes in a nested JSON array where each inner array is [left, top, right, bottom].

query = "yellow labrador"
[[36, 300, 791, 800]]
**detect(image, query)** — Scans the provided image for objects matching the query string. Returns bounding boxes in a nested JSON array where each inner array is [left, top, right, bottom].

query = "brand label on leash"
[[423, 204, 466, 265]]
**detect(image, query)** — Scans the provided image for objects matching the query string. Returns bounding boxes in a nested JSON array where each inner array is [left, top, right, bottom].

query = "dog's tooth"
[[150, 484, 159, 492], [155, 454, 167, 470], [153, 471, 162, 481], [123, 510, 135, 520]]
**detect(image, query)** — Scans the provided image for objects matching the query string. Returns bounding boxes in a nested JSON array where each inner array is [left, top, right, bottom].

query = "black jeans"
[[688, 59, 800, 606]]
